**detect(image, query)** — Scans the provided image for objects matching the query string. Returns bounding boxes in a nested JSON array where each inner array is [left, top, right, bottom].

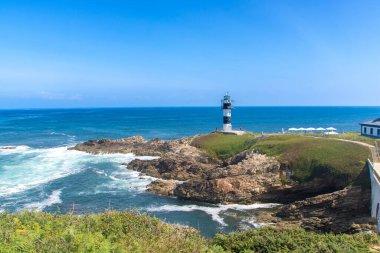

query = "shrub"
[[211, 227, 379, 253]]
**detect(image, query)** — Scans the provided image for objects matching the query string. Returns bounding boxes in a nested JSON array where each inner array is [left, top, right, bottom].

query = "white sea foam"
[[49, 132, 77, 144], [0, 146, 157, 197], [94, 169, 108, 176], [242, 219, 273, 229], [0, 147, 84, 196], [90, 154, 158, 194], [94, 164, 156, 194], [147, 203, 280, 226], [0, 145, 30, 154], [23, 190, 63, 211]]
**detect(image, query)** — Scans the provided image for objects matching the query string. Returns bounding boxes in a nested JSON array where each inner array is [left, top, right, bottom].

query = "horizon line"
[[1, 105, 380, 110]]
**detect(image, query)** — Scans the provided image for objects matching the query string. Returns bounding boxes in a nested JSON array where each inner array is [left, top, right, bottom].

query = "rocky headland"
[[71, 136, 290, 203], [71, 134, 376, 233]]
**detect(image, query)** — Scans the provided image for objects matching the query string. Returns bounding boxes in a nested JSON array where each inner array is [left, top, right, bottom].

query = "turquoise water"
[[0, 107, 379, 236]]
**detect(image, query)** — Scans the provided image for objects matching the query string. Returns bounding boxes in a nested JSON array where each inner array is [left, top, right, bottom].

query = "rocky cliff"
[[71, 135, 374, 233], [72, 137, 291, 203], [256, 186, 376, 233], [173, 151, 284, 203]]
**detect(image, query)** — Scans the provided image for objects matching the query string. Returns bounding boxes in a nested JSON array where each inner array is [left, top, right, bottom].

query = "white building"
[[360, 118, 380, 138], [368, 160, 380, 232]]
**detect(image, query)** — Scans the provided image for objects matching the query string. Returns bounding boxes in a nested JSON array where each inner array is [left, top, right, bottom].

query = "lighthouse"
[[221, 93, 232, 132]]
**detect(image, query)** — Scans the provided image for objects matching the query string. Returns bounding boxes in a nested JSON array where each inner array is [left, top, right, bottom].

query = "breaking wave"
[[23, 190, 63, 211], [147, 203, 280, 226], [0, 145, 157, 197]]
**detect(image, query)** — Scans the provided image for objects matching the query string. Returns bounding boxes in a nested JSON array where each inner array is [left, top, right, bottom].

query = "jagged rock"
[[275, 186, 376, 233], [128, 155, 213, 181], [0, 146, 17, 150], [206, 152, 280, 179], [72, 137, 342, 204], [125, 138, 218, 181], [127, 149, 288, 204], [147, 180, 178, 196], [69, 136, 169, 156], [174, 152, 283, 204]]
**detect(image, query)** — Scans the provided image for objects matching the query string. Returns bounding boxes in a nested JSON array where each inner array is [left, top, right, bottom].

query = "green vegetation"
[[213, 227, 379, 253], [252, 135, 370, 186], [0, 211, 208, 253], [306, 132, 380, 146], [192, 133, 371, 187], [191, 133, 256, 160], [1, 211, 379, 253]]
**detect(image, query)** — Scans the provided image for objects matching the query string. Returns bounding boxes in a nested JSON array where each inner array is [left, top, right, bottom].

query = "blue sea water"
[[0, 107, 379, 236]]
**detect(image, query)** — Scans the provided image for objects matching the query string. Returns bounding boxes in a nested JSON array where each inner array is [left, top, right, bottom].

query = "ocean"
[[0, 107, 379, 236]]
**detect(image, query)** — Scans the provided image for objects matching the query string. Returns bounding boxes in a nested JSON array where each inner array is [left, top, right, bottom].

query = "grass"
[[192, 133, 371, 187], [306, 132, 380, 146], [191, 133, 257, 160], [0, 211, 378, 253], [252, 135, 371, 186]]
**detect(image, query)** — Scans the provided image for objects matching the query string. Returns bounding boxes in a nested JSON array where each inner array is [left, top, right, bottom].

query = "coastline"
[[71, 132, 377, 234]]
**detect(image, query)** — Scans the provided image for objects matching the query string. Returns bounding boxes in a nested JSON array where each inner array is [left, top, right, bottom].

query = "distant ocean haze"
[[0, 106, 379, 236]]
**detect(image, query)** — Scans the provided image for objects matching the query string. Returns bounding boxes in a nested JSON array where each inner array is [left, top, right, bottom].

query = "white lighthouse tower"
[[222, 93, 232, 132]]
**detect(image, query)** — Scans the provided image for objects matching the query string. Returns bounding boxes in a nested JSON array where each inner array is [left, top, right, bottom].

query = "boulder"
[[147, 180, 178, 196]]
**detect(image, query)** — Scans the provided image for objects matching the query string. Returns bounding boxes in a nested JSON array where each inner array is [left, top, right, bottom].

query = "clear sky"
[[1, 0, 379, 108]]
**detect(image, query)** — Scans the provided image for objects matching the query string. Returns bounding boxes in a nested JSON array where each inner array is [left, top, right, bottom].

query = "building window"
[[370, 128, 374, 135], [378, 129, 380, 136], [364, 127, 367, 134]]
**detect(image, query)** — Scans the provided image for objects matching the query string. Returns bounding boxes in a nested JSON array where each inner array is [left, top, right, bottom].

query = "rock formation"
[[70, 137, 170, 156], [267, 187, 376, 233], [174, 152, 283, 203], [71, 135, 375, 234], [147, 180, 178, 196]]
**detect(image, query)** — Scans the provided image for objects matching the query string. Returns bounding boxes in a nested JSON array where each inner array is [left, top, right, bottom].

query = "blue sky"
[[1, 0, 379, 108]]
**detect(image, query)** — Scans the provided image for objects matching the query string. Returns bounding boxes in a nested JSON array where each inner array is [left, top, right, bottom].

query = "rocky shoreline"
[[71, 135, 376, 233], [255, 186, 375, 233]]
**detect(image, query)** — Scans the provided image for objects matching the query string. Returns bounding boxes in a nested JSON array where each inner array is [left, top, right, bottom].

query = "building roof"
[[360, 118, 380, 126]]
